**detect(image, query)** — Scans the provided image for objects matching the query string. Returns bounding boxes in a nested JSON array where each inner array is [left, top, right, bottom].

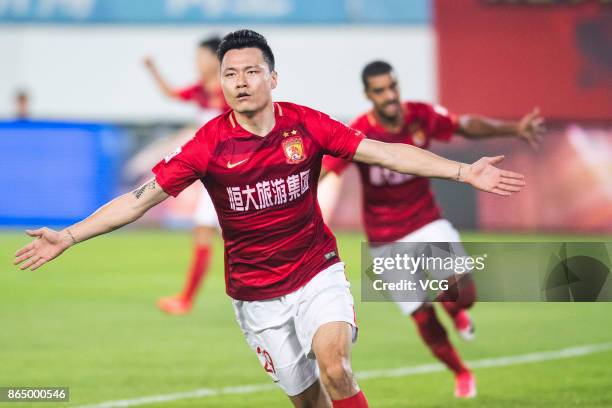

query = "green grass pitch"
[[1, 230, 612, 407]]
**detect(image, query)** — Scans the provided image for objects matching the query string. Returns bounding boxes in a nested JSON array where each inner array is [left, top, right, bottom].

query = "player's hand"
[[462, 156, 525, 197], [517, 107, 545, 150], [13, 228, 73, 271], [143, 56, 156, 70]]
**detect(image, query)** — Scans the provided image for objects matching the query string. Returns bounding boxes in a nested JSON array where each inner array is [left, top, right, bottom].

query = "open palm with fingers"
[[463, 156, 525, 196], [13, 228, 72, 271]]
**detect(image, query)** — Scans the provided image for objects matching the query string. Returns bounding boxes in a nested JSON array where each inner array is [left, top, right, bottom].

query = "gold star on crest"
[[283, 131, 289, 137], [291, 129, 297, 135]]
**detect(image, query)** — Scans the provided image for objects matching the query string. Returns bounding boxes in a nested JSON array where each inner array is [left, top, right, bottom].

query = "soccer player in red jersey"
[[143, 36, 229, 118], [322, 61, 544, 399], [143, 37, 230, 315], [14, 31, 526, 407]]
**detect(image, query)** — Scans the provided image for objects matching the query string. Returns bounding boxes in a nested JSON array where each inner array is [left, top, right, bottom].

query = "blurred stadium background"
[[1, 0, 611, 407]]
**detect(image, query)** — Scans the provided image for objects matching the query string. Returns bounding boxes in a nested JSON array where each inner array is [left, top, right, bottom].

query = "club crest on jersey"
[[282, 135, 306, 164]]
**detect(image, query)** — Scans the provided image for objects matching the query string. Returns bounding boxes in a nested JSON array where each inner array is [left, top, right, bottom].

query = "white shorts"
[[369, 219, 468, 316], [193, 188, 220, 228], [232, 262, 358, 396]]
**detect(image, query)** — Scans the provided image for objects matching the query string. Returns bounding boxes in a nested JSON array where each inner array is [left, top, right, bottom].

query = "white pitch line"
[[76, 342, 612, 408]]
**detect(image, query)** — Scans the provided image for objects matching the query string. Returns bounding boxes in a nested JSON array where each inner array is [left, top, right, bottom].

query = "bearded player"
[[143, 36, 230, 314], [322, 60, 544, 399], [14, 31, 526, 408]]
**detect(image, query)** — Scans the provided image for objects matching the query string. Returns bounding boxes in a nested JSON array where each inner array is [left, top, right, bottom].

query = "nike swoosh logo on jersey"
[[227, 159, 248, 169]]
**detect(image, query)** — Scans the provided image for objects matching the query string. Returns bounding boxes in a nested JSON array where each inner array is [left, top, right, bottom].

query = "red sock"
[[181, 245, 211, 302], [438, 277, 477, 317], [332, 390, 369, 408], [412, 306, 468, 375]]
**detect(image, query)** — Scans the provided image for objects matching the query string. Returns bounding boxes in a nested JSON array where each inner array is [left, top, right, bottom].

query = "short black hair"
[[199, 36, 222, 54], [362, 60, 394, 89], [217, 29, 275, 71]]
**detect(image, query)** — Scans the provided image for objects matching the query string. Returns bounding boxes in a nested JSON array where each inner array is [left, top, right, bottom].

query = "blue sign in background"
[[0, 0, 429, 24], [0, 121, 127, 227]]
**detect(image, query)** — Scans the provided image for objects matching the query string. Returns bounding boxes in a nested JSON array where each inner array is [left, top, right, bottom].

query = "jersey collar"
[[228, 102, 283, 138]]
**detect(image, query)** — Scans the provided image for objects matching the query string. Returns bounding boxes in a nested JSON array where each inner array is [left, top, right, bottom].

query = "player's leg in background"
[[158, 189, 218, 314], [437, 273, 477, 340], [410, 303, 476, 398], [425, 219, 477, 340], [409, 219, 476, 397], [378, 221, 476, 398], [386, 270, 476, 398]]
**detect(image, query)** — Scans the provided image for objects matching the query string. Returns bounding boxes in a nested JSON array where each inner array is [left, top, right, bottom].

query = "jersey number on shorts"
[[257, 346, 276, 374]]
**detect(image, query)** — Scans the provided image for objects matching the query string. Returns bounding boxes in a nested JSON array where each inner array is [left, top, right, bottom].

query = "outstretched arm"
[[457, 107, 545, 150], [353, 139, 525, 196], [14, 178, 169, 271], [143, 56, 180, 99]]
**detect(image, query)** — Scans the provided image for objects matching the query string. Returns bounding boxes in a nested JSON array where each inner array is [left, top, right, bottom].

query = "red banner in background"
[[435, 0, 612, 120]]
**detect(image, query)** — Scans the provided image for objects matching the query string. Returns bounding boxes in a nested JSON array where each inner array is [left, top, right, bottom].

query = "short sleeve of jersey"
[[152, 131, 210, 197], [417, 103, 459, 142], [175, 84, 199, 102], [320, 115, 364, 175], [303, 107, 364, 160]]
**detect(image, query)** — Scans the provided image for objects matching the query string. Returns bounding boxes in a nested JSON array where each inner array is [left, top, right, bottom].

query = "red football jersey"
[[323, 102, 459, 244], [176, 81, 230, 111], [153, 102, 364, 301]]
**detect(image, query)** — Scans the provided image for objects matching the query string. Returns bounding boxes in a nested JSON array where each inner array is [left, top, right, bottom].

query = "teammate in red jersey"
[[143, 36, 229, 115], [14, 31, 525, 408], [322, 60, 544, 399], [143, 36, 230, 315]]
